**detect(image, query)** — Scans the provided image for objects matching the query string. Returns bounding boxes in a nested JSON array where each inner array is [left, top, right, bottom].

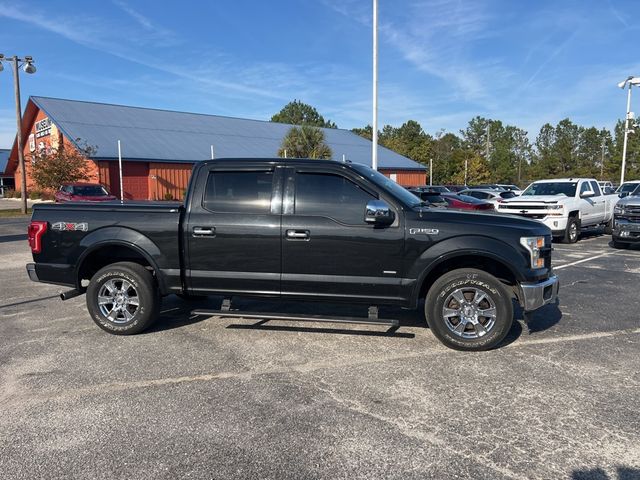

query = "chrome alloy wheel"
[[569, 222, 578, 241], [442, 287, 497, 339], [97, 278, 140, 324]]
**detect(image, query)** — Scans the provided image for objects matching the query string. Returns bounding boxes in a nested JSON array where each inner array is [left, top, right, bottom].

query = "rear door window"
[[203, 171, 274, 213]]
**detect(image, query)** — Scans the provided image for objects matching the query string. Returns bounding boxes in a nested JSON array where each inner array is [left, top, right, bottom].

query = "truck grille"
[[625, 206, 640, 215], [500, 204, 550, 210]]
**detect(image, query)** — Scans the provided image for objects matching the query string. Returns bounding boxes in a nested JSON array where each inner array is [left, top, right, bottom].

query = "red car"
[[409, 189, 494, 211], [55, 183, 117, 203], [442, 193, 495, 211]]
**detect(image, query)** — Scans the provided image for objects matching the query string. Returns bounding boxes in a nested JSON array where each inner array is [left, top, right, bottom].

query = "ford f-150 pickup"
[[496, 178, 617, 243], [26, 158, 559, 351]]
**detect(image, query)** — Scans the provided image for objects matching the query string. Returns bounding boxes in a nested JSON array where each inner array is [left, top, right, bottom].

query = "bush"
[[13, 189, 22, 198], [163, 192, 174, 201], [40, 191, 55, 201], [29, 190, 42, 200], [3, 189, 15, 198]]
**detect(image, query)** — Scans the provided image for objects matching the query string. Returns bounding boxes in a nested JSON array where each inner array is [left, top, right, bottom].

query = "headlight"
[[548, 204, 563, 210], [614, 205, 624, 215], [520, 236, 545, 269]]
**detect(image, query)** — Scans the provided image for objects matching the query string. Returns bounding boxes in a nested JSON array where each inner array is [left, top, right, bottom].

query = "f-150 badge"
[[51, 222, 89, 232], [409, 227, 439, 235]]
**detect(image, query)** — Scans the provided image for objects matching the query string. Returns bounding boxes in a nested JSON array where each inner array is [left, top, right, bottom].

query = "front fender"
[[407, 235, 529, 306]]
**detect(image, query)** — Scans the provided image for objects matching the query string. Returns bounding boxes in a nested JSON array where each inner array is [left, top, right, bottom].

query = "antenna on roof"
[[210, 145, 215, 160], [342, 154, 346, 162]]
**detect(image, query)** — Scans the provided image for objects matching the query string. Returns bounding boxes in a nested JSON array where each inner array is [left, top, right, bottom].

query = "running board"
[[190, 309, 399, 328]]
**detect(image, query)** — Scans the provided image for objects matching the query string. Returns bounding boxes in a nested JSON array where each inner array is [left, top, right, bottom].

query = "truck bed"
[[30, 201, 184, 293]]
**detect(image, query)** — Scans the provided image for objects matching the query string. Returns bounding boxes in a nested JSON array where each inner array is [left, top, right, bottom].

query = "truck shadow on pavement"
[[572, 466, 640, 480], [149, 295, 418, 338], [149, 295, 561, 344]]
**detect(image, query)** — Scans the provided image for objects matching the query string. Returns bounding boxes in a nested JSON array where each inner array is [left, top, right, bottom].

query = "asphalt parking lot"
[[1, 217, 639, 480]]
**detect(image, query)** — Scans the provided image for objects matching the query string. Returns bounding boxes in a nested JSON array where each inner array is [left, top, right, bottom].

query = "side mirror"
[[580, 189, 595, 198], [619, 192, 629, 198], [365, 199, 395, 226]]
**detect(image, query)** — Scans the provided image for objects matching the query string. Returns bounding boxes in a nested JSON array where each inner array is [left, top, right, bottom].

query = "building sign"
[[35, 117, 52, 138], [28, 134, 35, 152]]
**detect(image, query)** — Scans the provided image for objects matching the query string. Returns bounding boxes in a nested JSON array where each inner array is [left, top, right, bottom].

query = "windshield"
[[521, 182, 577, 197], [631, 184, 640, 196], [350, 164, 423, 207], [618, 182, 640, 194], [73, 186, 109, 196]]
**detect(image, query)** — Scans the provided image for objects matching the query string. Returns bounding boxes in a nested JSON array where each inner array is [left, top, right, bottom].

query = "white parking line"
[[554, 251, 622, 270]]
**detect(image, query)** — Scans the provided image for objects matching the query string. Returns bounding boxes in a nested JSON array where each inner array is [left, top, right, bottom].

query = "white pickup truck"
[[496, 178, 618, 243]]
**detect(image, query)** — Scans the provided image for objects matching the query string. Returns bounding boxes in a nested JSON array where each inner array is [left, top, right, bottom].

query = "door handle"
[[193, 226, 215, 237], [286, 229, 310, 240]]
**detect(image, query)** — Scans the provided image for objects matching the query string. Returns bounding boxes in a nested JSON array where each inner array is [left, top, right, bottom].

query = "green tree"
[[271, 100, 337, 128], [278, 125, 332, 159], [30, 140, 95, 191], [352, 125, 373, 140]]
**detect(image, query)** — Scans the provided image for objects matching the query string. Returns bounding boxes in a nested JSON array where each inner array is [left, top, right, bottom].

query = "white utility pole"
[[117, 140, 124, 203], [618, 76, 640, 185], [429, 158, 433, 186], [371, 0, 378, 170], [621, 85, 633, 185]]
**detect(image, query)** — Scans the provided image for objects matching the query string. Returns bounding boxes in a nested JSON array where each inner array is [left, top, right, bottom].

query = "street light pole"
[[618, 76, 640, 185], [1, 54, 36, 215], [620, 84, 633, 186], [371, 0, 378, 170], [12, 56, 28, 214]]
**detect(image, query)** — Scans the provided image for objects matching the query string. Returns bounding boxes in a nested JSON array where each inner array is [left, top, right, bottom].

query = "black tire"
[[86, 262, 160, 335], [425, 268, 513, 351], [563, 216, 580, 243], [604, 218, 614, 235], [612, 240, 629, 249]]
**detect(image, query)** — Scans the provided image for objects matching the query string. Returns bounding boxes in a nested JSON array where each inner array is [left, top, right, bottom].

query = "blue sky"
[[0, 0, 639, 148]]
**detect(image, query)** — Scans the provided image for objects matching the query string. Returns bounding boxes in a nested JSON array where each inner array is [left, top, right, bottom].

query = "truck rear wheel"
[[87, 262, 160, 335], [424, 268, 513, 351]]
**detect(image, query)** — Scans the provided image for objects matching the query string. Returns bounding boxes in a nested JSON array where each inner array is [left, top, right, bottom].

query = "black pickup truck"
[[26, 158, 559, 350]]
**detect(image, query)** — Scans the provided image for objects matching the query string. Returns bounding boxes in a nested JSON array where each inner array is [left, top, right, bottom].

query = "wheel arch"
[[411, 248, 523, 308], [75, 241, 166, 294]]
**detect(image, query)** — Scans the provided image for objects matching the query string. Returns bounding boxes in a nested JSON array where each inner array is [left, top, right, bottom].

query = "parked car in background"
[[496, 178, 617, 243], [55, 183, 117, 203], [409, 185, 451, 193], [497, 184, 523, 196], [472, 184, 506, 191], [598, 181, 614, 191], [612, 184, 640, 248], [616, 181, 640, 197], [408, 190, 495, 211], [444, 184, 467, 193], [458, 188, 518, 205]]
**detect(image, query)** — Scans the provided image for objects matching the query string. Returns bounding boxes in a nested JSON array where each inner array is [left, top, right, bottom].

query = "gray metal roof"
[[0, 149, 9, 175], [30, 96, 425, 171]]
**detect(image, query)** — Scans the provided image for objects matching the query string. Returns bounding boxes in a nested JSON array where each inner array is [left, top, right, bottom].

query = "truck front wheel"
[[87, 262, 160, 335], [563, 217, 580, 243], [425, 268, 513, 351]]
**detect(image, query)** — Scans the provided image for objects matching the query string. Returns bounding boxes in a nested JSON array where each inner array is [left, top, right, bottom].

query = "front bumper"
[[520, 274, 559, 311], [613, 218, 640, 243], [26, 263, 39, 282]]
